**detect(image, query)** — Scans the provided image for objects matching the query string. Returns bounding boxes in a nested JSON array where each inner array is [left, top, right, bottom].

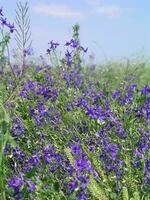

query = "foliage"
[[0, 3, 150, 200]]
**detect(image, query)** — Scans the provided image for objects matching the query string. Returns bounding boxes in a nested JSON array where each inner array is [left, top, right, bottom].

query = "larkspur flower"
[[65, 50, 72, 65], [72, 144, 81, 155], [29, 152, 40, 166], [80, 46, 88, 53], [66, 103, 72, 112], [78, 175, 90, 189], [0, 7, 3, 16], [23, 48, 33, 57], [47, 40, 59, 54], [111, 90, 120, 99], [11, 117, 26, 139], [108, 143, 118, 161], [10, 146, 26, 162], [69, 180, 78, 191], [26, 179, 36, 192], [8, 176, 23, 189], [8, 22, 15, 33], [77, 191, 88, 200], [141, 85, 150, 96], [1, 17, 7, 26], [65, 39, 79, 48]]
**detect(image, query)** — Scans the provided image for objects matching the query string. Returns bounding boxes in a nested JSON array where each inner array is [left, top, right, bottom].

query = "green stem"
[[1, 192, 6, 200], [0, 162, 6, 200], [0, 28, 17, 85]]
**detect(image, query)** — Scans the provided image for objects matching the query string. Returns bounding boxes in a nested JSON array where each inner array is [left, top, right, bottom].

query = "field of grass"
[[0, 3, 150, 200]]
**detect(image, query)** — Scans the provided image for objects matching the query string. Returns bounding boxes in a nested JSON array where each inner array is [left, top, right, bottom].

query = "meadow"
[[0, 3, 150, 200]]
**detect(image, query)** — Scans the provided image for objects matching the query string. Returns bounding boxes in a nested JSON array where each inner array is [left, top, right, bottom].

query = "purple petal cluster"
[[11, 117, 26, 139], [0, 7, 15, 32], [47, 40, 59, 54]]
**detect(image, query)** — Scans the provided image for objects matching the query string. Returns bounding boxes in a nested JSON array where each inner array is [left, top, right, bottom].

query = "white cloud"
[[32, 3, 83, 20], [96, 5, 122, 17], [87, 0, 123, 18]]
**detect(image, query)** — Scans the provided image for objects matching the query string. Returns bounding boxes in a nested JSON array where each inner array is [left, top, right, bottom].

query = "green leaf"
[[0, 120, 9, 135], [53, 181, 60, 192], [133, 191, 140, 200], [122, 187, 129, 200], [0, 103, 9, 124], [4, 135, 16, 147], [109, 192, 117, 200], [88, 175, 108, 200]]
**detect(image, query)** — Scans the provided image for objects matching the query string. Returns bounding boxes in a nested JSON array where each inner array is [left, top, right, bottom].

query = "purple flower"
[[0, 8, 15, 33], [80, 46, 88, 53], [145, 159, 150, 172], [92, 169, 98, 178], [0, 7, 3, 16], [11, 117, 26, 139], [8, 22, 15, 33], [111, 90, 120, 99], [1, 17, 7, 26], [8, 176, 23, 189], [134, 148, 145, 160], [29, 152, 40, 166], [19, 89, 27, 97], [141, 85, 150, 96], [43, 145, 54, 164], [47, 40, 59, 54], [133, 160, 141, 168], [77, 191, 88, 200], [52, 89, 59, 101], [108, 143, 118, 160], [26, 179, 36, 192], [23, 48, 33, 57], [65, 50, 72, 65], [115, 125, 127, 140], [10, 146, 26, 162], [38, 102, 46, 116], [66, 103, 72, 112], [46, 48, 51, 54], [72, 144, 81, 155], [74, 77, 83, 88], [75, 158, 92, 172], [65, 39, 79, 48], [78, 175, 90, 189], [35, 65, 43, 72], [69, 180, 78, 191]]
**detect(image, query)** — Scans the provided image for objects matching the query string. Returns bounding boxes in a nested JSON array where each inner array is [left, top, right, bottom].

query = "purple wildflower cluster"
[[19, 78, 59, 101], [0, 14, 149, 198], [63, 64, 83, 88], [29, 102, 61, 127], [111, 84, 137, 106], [8, 173, 35, 199], [64, 74, 150, 195], [62, 144, 98, 200], [65, 38, 88, 53], [98, 129, 125, 181], [6, 142, 98, 199], [133, 128, 150, 184], [5, 67, 150, 200], [47, 40, 60, 54], [11, 116, 26, 139], [64, 39, 88, 65], [46, 38, 88, 66], [0, 7, 15, 33], [23, 48, 33, 57]]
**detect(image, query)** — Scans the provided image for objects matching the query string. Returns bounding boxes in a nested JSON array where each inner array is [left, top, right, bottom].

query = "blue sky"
[[1, 0, 150, 62]]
